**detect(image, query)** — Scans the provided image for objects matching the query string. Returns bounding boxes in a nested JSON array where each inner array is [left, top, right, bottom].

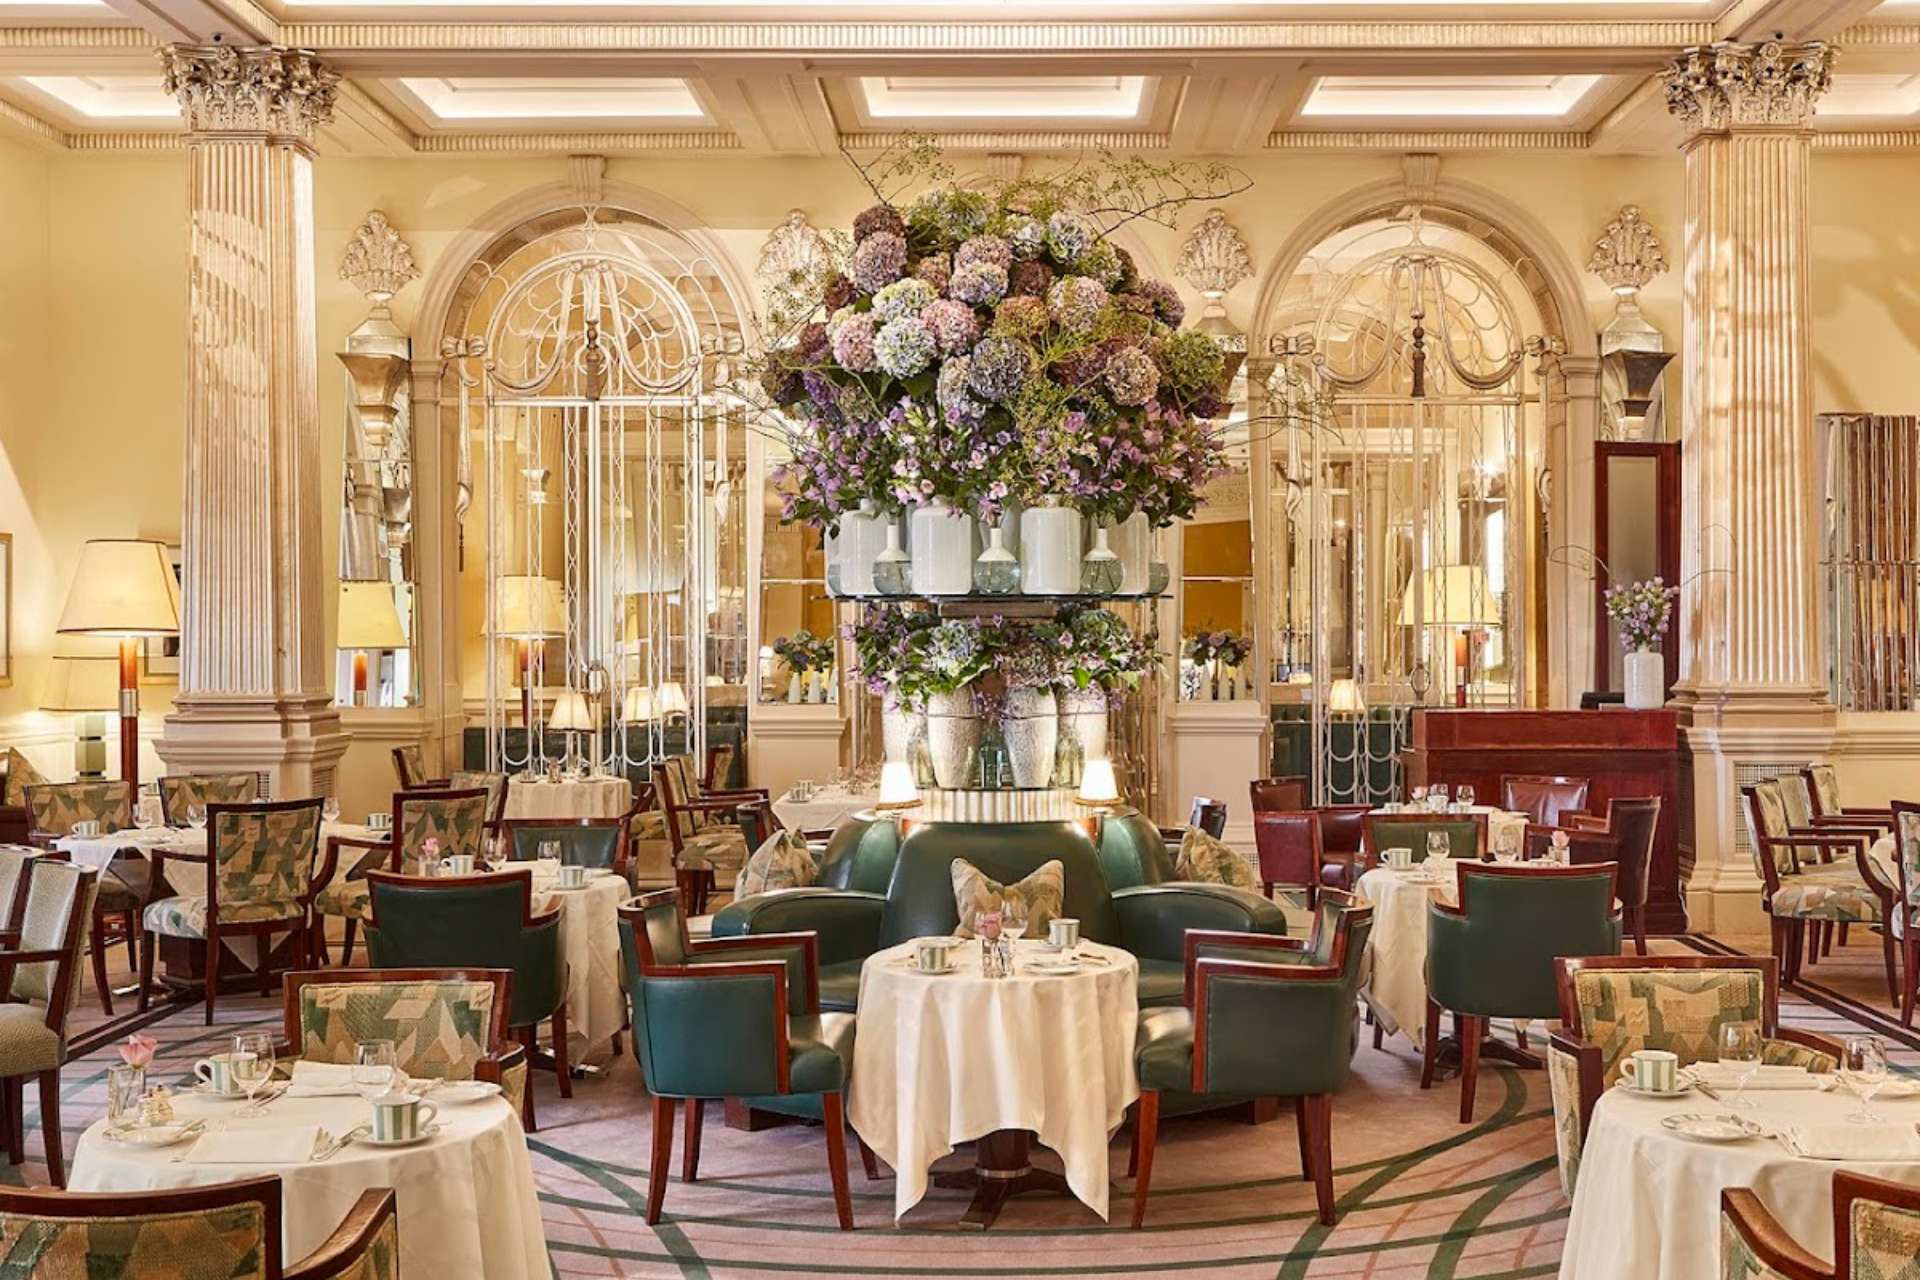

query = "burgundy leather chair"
[[1249, 776, 1310, 814], [1252, 810, 1362, 908], [1315, 805, 1373, 894], [1557, 797, 1662, 955], [1501, 775, 1592, 828]]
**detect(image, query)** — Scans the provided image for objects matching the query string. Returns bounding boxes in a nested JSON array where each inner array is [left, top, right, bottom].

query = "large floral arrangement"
[[1058, 605, 1158, 696], [1184, 630, 1252, 668], [1604, 578, 1678, 652], [771, 630, 836, 674], [846, 605, 937, 708], [761, 142, 1241, 531]]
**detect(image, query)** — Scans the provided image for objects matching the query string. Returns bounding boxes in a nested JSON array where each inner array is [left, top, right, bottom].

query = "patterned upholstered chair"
[[313, 788, 490, 965], [1775, 772, 1879, 966], [654, 760, 755, 914], [449, 770, 509, 846], [363, 869, 565, 1130], [1362, 812, 1488, 862], [1546, 955, 1840, 1198], [24, 780, 141, 1017], [390, 744, 439, 791], [1129, 895, 1374, 1228], [282, 966, 527, 1122], [0, 749, 48, 846], [703, 743, 738, 791], [139, 798, 324, 1023], [1721, 1171, 1920, 1280], [159, 773, 260, 826], [1803, 764, 1894, 832], [619, 890, 858, 1230], [0, 859, 97, 1186], [1883, 802, 1920, 1026], [0, 1177, 397, 1279], [1739, 782, 1891, 995]]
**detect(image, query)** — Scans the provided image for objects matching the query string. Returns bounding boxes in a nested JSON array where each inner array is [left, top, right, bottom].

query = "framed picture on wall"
[[0, 533, 11, 687], [141, 543, 183, 682]]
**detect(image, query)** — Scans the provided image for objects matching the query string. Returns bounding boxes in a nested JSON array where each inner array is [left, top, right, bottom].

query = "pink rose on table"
[[119, 1033, 157, 1067], [1550, 831, 1570, 851], [976, 911, 1003, 941], [422, 838, 441, 856]]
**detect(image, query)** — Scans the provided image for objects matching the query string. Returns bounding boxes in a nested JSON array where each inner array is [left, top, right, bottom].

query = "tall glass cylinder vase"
[[1109, 512, 1153, 595], [1020, 503, 1083, 595], [837, 501, 889, 598], [925, 688, 983, 789], [910, 499, 975, 596], [1059, 686, 1110, 766], [1001, 687, 1059, 788]]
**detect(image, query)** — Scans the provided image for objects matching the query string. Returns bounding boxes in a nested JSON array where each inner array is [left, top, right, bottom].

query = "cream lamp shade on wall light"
[[1397, 564, 1499, 707], [56, 538, 181, 786], [337, 581, 408, 707], [1327, 677, 1367, 717], [547, 688, 597, 733], [656, 681, 690, 718], [488, 575, 568, 640], [622, 685, 657, 723]]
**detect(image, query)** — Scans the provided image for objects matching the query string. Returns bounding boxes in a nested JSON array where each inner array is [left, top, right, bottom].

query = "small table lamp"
[[336, 581, 407, 707], [1327, 677, 1367, 718], [1399, 565, 1499, 708], [40, 651, 121, 779], [656, 680, 690, 722], [1076, 759, 1121, 810], [488, 575, 568, 727], [622, 685, 657, 723], [875, 760, 922, 813], [56, 539, 181, 786], [548, 686, 597, 777]]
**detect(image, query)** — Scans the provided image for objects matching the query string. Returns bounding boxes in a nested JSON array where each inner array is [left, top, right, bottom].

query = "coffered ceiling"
[[0, 0, 1915, 154]]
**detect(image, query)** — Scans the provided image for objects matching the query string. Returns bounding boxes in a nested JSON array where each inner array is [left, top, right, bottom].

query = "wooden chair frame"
[[1739, 783, 1893, 995], [0, 860, 95, 1185], [498, 814, 633, 881], [24, 781, 139, 1018], [1361, 811, 1490, 861], [279, 966, 523, 1102], [1722, 1170, 1920, 1280], [315, 787, 491, 965]]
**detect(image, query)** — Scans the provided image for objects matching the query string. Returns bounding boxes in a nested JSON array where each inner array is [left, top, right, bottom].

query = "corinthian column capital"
[[1663, 39, 1835, 136], [159, 44, 339, 144]]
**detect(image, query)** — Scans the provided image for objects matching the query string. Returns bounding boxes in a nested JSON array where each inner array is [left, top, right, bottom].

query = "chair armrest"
[[644, 959, 795, 1090], [1768, 1028, 1843, 1071], [710, 888, 886, 967], [1181, 928, 1310, 1007], [1548, 1032, 1605, 1128], [1720, 1189, 1831, 1280], [322, 836, 394, 885], [0, 948, 68, 966], [286, 1188, 399, 1280], [692, 931, 821, 1013], [1111, 883, 1287, 965], [704, 787, 771, 803], [476, 1042, 526, 1086], [148, 848, 211, 905], [1188, 956, 1355, 1095], [1563, 813, 1609, 834]]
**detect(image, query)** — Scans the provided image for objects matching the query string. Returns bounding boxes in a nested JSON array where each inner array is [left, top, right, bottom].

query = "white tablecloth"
[[849, 938, 1139, 1222], [1372, 806, 1530, 857], [505, 777, 632, 821], [526, 862, 628, 1055], [772, 790, 877, 833], [1561, 1082, 1920, 1280], [70, 1087, 547, 1280]]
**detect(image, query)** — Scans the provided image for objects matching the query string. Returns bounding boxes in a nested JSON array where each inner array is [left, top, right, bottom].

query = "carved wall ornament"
[[1662, 39, 1835, 136], [757, 209, 848, 332], [159, 44, 339, 144], [1587, 206, 1667, 295], [342, 211, 420, 305], [1177, 209, 1254, 304]]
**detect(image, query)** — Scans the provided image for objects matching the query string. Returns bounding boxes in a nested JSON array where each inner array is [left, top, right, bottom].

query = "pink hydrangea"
[[920, 299, 980, 355]]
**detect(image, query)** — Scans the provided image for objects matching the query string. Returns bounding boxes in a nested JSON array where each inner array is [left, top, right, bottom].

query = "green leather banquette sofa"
[[710, 807, 1287, 1013]]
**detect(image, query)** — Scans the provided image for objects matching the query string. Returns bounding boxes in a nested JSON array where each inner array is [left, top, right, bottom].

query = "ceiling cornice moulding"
[[412, 129, 740, 151], [1838, 22, 1920, 43], [1269, 128, 1589, 149], [843, 128, 1163, 150], [0, 26, 157, 49]]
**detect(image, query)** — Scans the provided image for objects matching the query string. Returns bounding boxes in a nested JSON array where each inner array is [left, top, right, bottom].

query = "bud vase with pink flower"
[[108, 1033, 158, 1124]]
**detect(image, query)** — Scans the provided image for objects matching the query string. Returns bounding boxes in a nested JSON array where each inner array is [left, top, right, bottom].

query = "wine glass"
[[321, 796, 342, 826], [1843, 1035, 1889, 1124], [1719, 1021, 1762, 1110], [353, 1040, 397, 1100], [231, 1031, 277, 1117], [1001, 897, 1029, 942], [1426, 830, 1451, 863], [538, 840, 563, 864], [185, 804, 207, 831], [1410, 786, 1429, 808], [1457, 784, 1476, 809]]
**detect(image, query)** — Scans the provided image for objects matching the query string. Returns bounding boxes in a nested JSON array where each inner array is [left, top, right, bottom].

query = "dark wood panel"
[[1407, 709, 1688, 934]]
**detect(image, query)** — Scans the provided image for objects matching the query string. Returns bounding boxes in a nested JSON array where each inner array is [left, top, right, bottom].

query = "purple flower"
[[874, 317, 936, 378], [1046, 211, 1093, 263], [1137, 279, 1185, 327], [956, 236, 1013, 271], [830, 313, 878, 372], [1048, 276, 1109, 331], [915, 254, 953, 293], [922, 299, 980, 354], [853, 204, 906, 242], [852, 233, 908, 293], [872, 277, 936, 322], [968, 336, 1032, 403], [949, 261, 1009, 307]]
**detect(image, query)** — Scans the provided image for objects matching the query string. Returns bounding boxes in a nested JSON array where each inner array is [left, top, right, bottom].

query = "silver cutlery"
[[312, 1124, 370, 1161], [167, 1123, 211, 1162]]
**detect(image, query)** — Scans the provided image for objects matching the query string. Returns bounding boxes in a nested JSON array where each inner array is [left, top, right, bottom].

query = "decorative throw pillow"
[[950, 858, 1065, 939], [1175, 826, 1258, 891], [735, 829, 818, 896], [1, 749, 47, 809]]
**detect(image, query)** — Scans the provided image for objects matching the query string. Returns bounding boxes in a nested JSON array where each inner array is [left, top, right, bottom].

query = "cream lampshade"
[[657, 680, 690, 718], [1327, 677, 1366, 716], [337, 581, 407, 707], [1077, 758, 1121, 808], [875, 760, 921, 812], [622, 685, 657, 722], [56, 538, 181, 786], [1398, 565, 1499, 707], [548, 688, 596, 733], [41, 654, 120, 713], [488, 575, 567, 639]]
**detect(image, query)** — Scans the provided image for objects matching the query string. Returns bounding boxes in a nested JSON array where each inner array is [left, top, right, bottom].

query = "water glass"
[[1458, 785, 1476, 808], [353, 1040, 397, 1100], [538, 840, 563, 864], [231, 1031, 276, 1117], [322, 796, 342, 825], [1426, 831, 1451, 861], [1843, 1035, 1889, 1124], [1410, 786, 1428, 807], [1719, 1021, 1762, 1109], [185, 804, 207, 831], [106, 1064, 146, 1125]]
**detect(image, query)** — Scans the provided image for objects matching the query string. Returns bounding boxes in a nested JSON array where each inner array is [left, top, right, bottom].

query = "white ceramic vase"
[[1109, 511, 1153, 595], [787, 672, 803, 704], [837, 501, 889, 598], [910, 499, 975, 596], [1624, 648, 1665, 710], [1059, 686, 1110, 766], [925, 688, 983, 789], [881, 702, 926, 765], [1001, 687, 1059, 788], [1019, 503, 1084, 595]]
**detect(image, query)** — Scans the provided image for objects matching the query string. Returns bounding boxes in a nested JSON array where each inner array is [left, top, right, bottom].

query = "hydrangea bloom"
[[874, 317, 937, 378], [915, 254, 953, 294], [1079, 240, 1123, 287], [852, 205, 906, 242], [1104, 346, 1160, 407], [1136, 279, 1186, 327], [921, 299, 981, 354], [1047, 276, 1109, 331], [872, 278, 937, 323], [1006, 216, 1047, 260], [991, 295, 1048, 340], [851, 232, 908, 293], [1046, 211, 1093, 264], [1009, 259, 1054, 297], [949, 261, 1009, 307], [937, 355, 985, 423], [968, 336, 1032, 403], [830, 313, 878, 373], [955, 236, 1013, 271]]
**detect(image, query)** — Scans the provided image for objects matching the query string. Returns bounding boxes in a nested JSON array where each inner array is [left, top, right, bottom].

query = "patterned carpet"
[[26, 931, 1920, 1280]]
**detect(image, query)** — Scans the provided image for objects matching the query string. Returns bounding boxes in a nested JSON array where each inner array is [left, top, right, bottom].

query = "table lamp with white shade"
[[40, 649, 121, 779], [547, 686, 597, 778], [875, 760, 922, 814], [1327, 677, 1367, 718], [1398, 565, 1499, 708], [336, 581, 407, 707], [488, 575, 567, 726], [656, 680, 690, 721], [622, 685, 657, 724], [56, 538, 181, 786], [1076, 758, 1121, 811]]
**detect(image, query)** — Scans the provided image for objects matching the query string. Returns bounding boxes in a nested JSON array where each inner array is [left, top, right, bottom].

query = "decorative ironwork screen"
[[1820, 413, 1920, 711]]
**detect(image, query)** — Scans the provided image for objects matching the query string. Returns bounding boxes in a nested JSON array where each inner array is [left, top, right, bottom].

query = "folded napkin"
[[1783, 1124, 1920, 1161], [186, 1126, 322, 1165], [1686, 1063, 1826, 1090], [286, 1060, 401, 1098]]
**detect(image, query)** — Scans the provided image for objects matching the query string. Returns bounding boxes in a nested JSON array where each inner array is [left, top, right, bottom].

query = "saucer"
[[363, 1123, 442, 1149], [1026, 959, 1083, 975], [1661, 1113, 1765, 1143], [104, 1121, 204, 1148], [909, 962, 958, 976], [427, 1081, 502, 1105], [1614, 1079, 1694, 1099], [190, 1084, 251, 1103]]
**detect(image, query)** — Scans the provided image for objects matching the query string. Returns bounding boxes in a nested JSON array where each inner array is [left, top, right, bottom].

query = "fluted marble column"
[[1663, 40, 1837, 930], [154, 45, 347, 799]]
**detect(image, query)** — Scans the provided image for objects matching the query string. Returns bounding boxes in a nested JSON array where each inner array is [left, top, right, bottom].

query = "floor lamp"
[[337, 581, 408, 707], [489, 575, 567, 729], [41, 651, 121, 779], [56, 539, 182, 787]]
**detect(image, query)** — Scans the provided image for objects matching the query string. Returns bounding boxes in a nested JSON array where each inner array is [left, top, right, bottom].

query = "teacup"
[[1619, 1048, 1681, 1093], [194, 1053, 248, 1097], [367, 812, 392, 831], [71, 820, 101, 839], [913, 939, 954, 972], [1048, 917, 1082, 951], [793, 780, 816, 802], [369, 1093, 438, 1144], [559, 864, 589, 889], [1384, 847, 1414, 871], [441, 854, 476, 877]]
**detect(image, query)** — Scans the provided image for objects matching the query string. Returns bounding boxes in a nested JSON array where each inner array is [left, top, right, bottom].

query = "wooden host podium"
[[1405, 709, 1687, 935]]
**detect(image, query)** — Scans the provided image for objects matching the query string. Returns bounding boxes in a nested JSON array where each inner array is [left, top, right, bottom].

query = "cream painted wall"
[[1810, 154, 1920, 415], [0, 134, 53, 745]]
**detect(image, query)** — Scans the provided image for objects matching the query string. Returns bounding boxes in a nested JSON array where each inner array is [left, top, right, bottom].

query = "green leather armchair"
[[363, 868, 567, 1131], [501, 816, 631, 882], [1129, 893, 1374, 1228], [620, 890, 858, 1230], [1363, 813, 1489, 861], [713, 814, 1285, 1014], [1423, 862, 1622, 1123]]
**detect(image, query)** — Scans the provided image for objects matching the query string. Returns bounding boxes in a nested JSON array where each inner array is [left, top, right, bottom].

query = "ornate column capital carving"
[[159, 44, 339, 144], [1662, 39, 1835, 136], [1588, 205, 1668, 294], [342, 211, 420, 306]]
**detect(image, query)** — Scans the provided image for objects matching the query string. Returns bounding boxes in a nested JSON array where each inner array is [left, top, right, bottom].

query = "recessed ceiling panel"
[[858, 75, 1149, 120], [1300, 74, 1604, 118], [16, 75, 179, 122], [394, 77, 708, 121], [1821, 73, 1920, 118]]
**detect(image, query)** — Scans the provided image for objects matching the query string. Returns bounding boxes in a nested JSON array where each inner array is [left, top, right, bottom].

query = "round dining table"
[[69, 1085, 548, 1279], [522, 861, 629, 1056], [849, 936, 1139, 1227], [1560, 1078, 1920, 1280], [504, 775, 633, 820], [771, 787, 877, 833]]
